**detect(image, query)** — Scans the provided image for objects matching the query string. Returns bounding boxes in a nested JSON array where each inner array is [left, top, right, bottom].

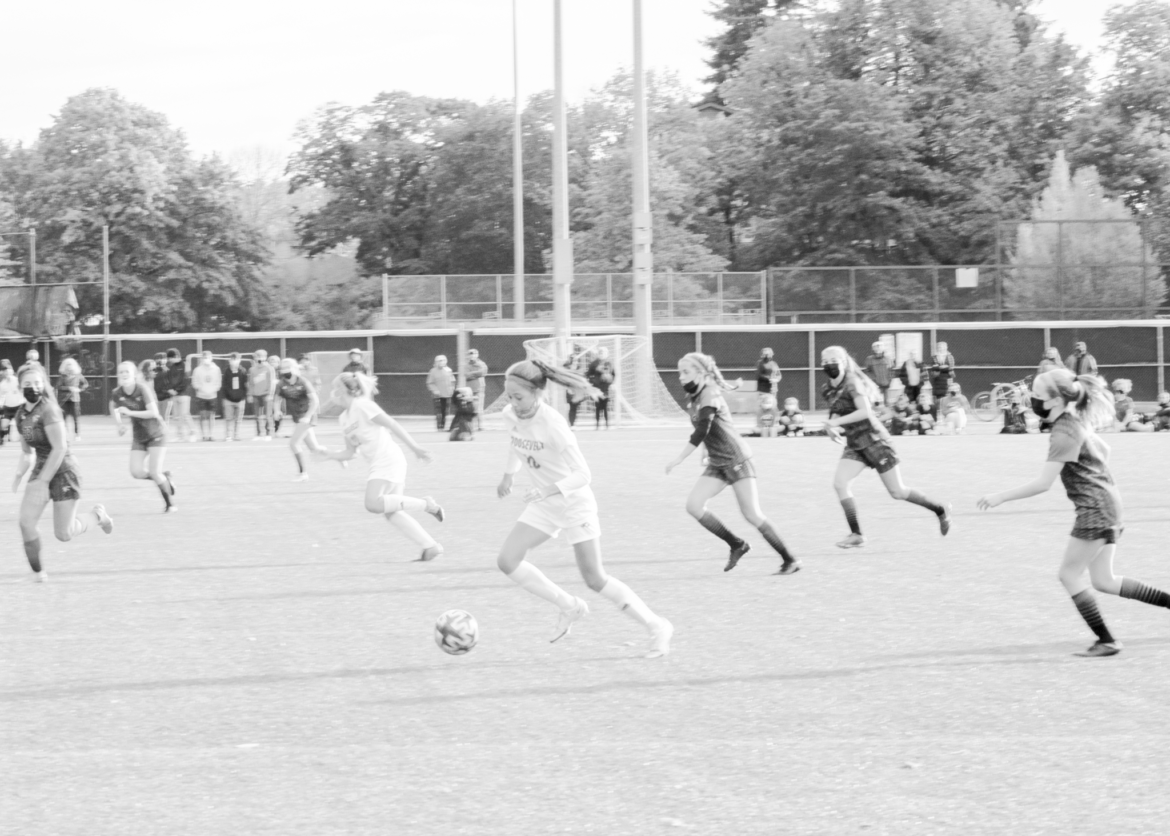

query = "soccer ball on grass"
[[434, 609, 479, 655]]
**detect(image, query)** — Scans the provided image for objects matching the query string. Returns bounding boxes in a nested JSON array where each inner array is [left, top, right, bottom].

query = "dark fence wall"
[[16, 321, 1166, 416]]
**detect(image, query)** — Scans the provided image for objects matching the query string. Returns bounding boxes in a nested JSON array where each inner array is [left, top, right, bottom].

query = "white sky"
[[0, 0, 1129, 161]]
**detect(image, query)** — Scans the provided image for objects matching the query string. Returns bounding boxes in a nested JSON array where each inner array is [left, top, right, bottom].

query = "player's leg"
[[368, 479, 443, 560], [1089, 539, 1170, 608], [289, 422, 311, 478], [1059, 537, 1121, 656], [686, 475, 750, 570], [52, 498, 98, 541], [573, 535, 672, 657], [128, 449, 149, 480], [147, 446, 175, 510], [877, 463, 951, 535], [832, 456, 868, 547], [498, 520, 585, 641], [19, 480, 52, 577], [730, 477, 799, 574]]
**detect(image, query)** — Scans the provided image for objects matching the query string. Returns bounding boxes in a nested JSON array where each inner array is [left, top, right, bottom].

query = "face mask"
[[823, 363, 840, 379], [22, 386, 40, 403], [281, 372, 294, 380], [1030, 397, 1051, 420], [682, 380, 700, 395]]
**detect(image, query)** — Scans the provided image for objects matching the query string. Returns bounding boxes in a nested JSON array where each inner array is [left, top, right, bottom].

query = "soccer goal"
[[484, 334, 685, 426]]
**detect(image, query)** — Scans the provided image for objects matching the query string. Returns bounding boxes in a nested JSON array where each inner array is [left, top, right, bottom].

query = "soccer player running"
[[978, 369, 1170, 658], [821, 346, 951, 548], [665, 352, 800, 575], [274, 357, 325, 481], [111, 361, 176, 513], [13, 366, 113, 581], [496, 359, 673, 658], [316, 373, 444, 560]]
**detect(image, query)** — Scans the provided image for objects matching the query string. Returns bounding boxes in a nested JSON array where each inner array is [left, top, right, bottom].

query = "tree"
[[703, 0, 802, 101], [1006, 151, 1166, 317], [0, 89, 269, 332]]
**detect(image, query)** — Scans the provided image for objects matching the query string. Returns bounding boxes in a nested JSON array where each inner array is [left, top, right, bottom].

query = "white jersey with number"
[[339, 398, 407, 483], [503, 402, 598, 525]]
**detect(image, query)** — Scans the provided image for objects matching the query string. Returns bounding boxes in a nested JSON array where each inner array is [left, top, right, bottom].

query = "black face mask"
[[281, 372, 294, 380], [22, 386, 40, 404], [682, 380, 700, 395], [823, 363, 841, 379], [1030, 397, 1051, 420]]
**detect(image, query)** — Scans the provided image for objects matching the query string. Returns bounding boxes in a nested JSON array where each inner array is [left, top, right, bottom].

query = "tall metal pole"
[[631, 0, 653, 343], [28, 227, 36, 284], [512, 0, 526, 323], [551, 0, 573, 342], [102, 225, 111, 408]]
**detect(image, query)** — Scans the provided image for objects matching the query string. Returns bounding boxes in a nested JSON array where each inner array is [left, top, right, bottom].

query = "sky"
[[0, 0, 1131, 162]]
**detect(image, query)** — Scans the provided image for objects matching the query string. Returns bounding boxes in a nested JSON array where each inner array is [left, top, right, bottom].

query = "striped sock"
[[697, 511, 744, 548], [757, 520, 793, 562], [906, 490, 944, 516], [23, 538, 41, 573], [840, 498, 861, 535], [1120, 577, 1170, 608], [1072, 590, 1115, 643]]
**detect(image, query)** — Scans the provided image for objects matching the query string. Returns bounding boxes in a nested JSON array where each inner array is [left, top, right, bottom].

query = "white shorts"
[[366, 448, 408, 486], [518, 500, 602, 545]]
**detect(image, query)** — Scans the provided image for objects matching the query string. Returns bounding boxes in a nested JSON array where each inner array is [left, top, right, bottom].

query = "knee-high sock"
[[294, 451, 307, 473], [386, 511, 437, 548], [905, 489, 945, 516], [507, 560, 576, 610], [599, 576, 656, 627], [153, 476, 173, 506], [383, 495, 427, 513], [23, 538, 41, 573], [697, 511, 744, 548], [757, 520, 794, 562], [1072, 589, 1115, 643], [1120, 577, 1170, 608], [840, 498, 861, 535]]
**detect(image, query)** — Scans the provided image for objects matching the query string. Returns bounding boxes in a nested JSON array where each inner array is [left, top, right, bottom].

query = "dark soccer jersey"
[[112, 383, 165, 444], [686, 393, 750, 467], [823, 372, 886, 450], [16, 399, 77, 479], [1047, 412, 1121, 525], [275, 377, 316, 420]]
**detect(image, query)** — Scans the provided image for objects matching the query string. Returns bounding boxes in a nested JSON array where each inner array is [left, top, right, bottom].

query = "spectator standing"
[[465, 348, 488, 430], [1037, 348, 1066, 375], [299, 354, 323, 390], [151, 352, 171, 419], [342, 348, 370, 376], [756, 348, 781, 400], [164, 349, 197, 441], [221, 353, 248, 441], [0, 360, 21, 444], [426, 354, 455, 430], [898, 352, 925, 403], [448, 386, 477, 441], [248, 349, 276, 441], [864, 342, 894, 403], [586, 347, 615, 430], [1065, 341, 1099, 377], [267, 355, 285, 435], [928, 341, 956, 417], [191, 351, 222, 441], [17, 349, 44, 379], [56, 358, 88, 441]]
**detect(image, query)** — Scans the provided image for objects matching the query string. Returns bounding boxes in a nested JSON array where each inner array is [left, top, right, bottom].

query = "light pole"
[[513, 0, 526, 323], [551, 0, 573, 342], [631, 0, 653, 343]]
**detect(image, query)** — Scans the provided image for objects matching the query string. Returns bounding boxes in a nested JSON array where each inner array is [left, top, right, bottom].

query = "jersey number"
[[526, 455, 541, 470]]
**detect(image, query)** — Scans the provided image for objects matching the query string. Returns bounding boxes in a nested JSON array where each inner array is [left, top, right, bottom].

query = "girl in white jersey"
[[496, 359, 673, 658], [316, 373, 445, 561]]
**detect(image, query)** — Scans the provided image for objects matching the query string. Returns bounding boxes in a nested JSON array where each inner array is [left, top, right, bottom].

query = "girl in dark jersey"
[[275, 357, 325, 481], [13, 367, 113, 581], [979, 369, 1170, 658], [822, 346, 950, 549], [665, 352, 799, 575], [112, 361, 176, 513]]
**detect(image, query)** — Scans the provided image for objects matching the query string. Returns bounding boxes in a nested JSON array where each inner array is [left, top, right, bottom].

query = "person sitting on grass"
[[914, 391, 937, 435], [777, 397, 804, 437], [887, 392, 916, 436], [1110, 379, 1155, 433], [1153, 392, 1170, 431], [938, 383, 972, 435]]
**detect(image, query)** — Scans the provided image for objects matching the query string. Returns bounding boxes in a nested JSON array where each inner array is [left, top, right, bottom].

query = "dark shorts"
[[1071, 523, 1123, 544], [842, 441, 900, 474], [196, 397, 218, 414], [131, 433, 166, 452], [29, 463, 83, 503], [702, 458, 757, 485]]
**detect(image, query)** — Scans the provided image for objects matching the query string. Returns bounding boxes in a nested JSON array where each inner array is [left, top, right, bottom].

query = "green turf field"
[[3, 418, 1169, 835]]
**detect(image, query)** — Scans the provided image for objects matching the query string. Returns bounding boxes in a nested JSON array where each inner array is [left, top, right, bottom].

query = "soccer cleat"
[[646, 618, 674, 659], [94, 505, 114, 535], [724, 541, 751, 572], [774, 559, 802, 576], [550, 597, 589, 643], [417, 544, 444, 562], [1075, 640, 1122, 658], [939, 503, 953, 537], [836, 533, 866, 549], [165, 505, 178, 514], [32, 571, 48, 583], [425, 497, 445, 523], [294, 473, 309, 482]]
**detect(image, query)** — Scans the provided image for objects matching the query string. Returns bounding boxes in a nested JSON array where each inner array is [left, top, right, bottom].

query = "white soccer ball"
[[434, 609, 479, 656]]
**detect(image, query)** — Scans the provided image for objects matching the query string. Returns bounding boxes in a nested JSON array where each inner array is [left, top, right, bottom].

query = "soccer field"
[[3, 420, 1169, 835]]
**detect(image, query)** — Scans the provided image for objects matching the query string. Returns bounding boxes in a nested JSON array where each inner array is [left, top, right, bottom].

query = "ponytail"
[[680, 352, 740, 392], [507, 359, 598, 401], [1034, 369, 1114, 430], [335, 371, 378, 399]]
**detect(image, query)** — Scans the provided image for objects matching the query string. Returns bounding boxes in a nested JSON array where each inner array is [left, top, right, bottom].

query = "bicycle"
[[972, 375, 1033, 422]]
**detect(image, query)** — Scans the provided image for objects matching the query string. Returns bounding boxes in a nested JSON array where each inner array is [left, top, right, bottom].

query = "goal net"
[[484, 334, 685, 426]]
